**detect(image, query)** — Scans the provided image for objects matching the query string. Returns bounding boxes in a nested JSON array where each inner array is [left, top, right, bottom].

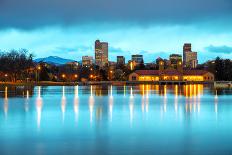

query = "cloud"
[[0, 0, 232, 30], [205, 45, 232, 54]]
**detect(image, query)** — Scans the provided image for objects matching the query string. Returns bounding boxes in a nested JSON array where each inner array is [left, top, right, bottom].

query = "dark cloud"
[[205, 45, 232, 54], [0, 0, 232, 29]]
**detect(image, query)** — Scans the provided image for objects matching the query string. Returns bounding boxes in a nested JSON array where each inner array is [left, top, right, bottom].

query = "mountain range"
[[34, 56, 77, 66]]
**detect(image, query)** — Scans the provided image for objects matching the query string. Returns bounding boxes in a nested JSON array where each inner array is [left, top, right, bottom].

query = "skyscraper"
[[183, 43, 191, 66], [95, 40, 108, 67], [183, 43, 198, 68], [117, 56, 125, 65], [132, 54, 143, 65]]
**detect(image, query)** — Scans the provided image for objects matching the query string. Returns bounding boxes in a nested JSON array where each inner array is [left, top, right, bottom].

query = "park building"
[[129, 59, 214, 82]]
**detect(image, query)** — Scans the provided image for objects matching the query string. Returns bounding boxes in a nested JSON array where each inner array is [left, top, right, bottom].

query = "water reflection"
[[4, 87, 8, 118], [36, 86, 43, 129], [109, 85, 113, 122], [61, 86, 66, 123], [74, 86, 79, 123], [1, 84, 231, 125], [89, 85, 94, 124], [25, 90, 29, 112]]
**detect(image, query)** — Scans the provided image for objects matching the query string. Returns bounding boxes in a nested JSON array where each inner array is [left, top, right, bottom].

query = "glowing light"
[[62, 74, 66, 78], [74, 74, 78, 78]]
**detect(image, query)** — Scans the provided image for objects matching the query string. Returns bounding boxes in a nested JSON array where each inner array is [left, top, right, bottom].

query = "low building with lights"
[[129, 69, 214, 82]]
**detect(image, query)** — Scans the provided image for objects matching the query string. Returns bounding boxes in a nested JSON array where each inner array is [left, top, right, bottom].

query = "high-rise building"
[[183, 43, 191, 66], [82, 56, 93, 67], [183, 43, 198, 68], [95, 40, 108, 67], [132, 54, 143, 65], [185, 52, 198, 68], [169, 54, 182, 69], [117, 56, 125, 65]]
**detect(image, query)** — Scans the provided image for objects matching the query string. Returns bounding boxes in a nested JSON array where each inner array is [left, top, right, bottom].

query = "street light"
[[36, 66, 41, 83]]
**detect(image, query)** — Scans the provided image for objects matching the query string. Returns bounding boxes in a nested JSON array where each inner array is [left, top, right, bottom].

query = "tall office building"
[[183, 43, 198, 68], [95, 40, 108, 67], [185, 52, 198, 68], [132, 54, 143, 65], [117, 56, 125, 65]]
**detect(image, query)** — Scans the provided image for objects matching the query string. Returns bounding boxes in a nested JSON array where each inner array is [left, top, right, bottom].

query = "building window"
[[132, 76, 136, 81]]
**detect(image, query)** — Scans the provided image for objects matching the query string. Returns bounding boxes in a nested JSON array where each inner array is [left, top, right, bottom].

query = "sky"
[[0, 0, 232, 63]]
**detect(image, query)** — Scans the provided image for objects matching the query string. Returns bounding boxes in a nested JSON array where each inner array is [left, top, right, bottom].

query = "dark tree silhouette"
[[0, 49, 34, 82]]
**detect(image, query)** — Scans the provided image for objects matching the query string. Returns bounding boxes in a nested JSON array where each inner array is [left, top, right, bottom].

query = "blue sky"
[[0, 0, 232, 63]]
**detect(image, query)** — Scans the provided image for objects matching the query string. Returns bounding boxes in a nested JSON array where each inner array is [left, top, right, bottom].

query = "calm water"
[[0, 85, 232, 155]]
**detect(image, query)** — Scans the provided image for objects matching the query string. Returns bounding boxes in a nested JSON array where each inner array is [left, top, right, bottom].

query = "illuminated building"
[[183, 43, 198, 68], [127, 60, 136, 70], [95, 40, 108, 67], [169, 54, 182, 69], [82, 56, 93, 67], [129, 69, 214, 82]]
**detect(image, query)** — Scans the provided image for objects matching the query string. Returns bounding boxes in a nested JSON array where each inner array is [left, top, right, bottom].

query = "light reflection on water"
[[0, 84, 232, 155]]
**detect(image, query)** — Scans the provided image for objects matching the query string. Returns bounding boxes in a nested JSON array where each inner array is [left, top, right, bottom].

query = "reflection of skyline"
[[1, 84, 227, 126]]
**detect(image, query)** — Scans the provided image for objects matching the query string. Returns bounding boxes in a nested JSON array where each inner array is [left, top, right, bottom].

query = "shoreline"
[[0, 81, 223, 86]]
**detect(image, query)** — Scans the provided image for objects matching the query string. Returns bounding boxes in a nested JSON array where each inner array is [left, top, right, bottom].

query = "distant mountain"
[[34, 56, 76, 66]]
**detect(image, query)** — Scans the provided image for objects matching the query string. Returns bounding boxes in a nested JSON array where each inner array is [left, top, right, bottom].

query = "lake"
[[0, 84, 232, 155]]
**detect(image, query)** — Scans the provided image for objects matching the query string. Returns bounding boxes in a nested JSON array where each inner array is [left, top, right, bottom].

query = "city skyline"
[[0, 0, 232, 63]]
